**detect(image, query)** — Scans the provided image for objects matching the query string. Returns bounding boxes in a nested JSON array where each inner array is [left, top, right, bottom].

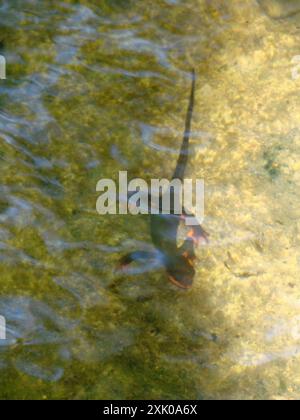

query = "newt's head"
[[166, 242, 196, 289]]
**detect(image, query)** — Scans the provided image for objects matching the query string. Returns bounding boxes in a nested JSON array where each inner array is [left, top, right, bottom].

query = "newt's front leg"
[[118, 250, 164, 275], [181, 208, 209, 246]]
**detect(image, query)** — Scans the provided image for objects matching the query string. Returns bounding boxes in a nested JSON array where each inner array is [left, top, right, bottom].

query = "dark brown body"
[[120, 70, 208, 289]]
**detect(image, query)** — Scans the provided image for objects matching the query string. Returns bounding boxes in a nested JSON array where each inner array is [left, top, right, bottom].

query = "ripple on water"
[[0, 297, 76, 382], [53, 273, 108, 309], [139, 123, 214, 154]]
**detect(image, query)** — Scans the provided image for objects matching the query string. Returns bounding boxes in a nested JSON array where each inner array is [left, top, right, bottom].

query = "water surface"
[[1, 0, 300, 400]]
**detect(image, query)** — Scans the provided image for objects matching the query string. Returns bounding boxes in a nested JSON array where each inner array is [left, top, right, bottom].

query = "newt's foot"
[[187, 225, 209, 246]]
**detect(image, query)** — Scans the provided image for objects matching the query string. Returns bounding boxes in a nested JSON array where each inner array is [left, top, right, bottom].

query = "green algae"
[[0, 0, 300, 400]]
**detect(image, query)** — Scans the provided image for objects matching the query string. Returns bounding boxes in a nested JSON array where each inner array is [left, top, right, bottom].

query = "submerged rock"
[[258, 0, 300, 19]]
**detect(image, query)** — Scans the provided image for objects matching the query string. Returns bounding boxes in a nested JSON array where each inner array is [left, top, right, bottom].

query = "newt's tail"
[[173, 69, 196, 182]]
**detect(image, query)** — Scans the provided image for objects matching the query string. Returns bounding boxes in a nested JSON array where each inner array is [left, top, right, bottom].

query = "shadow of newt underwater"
[[119, 70, 209, 289]]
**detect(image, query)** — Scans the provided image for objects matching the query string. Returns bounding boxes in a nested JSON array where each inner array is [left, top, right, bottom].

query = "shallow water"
[[1, 0, 300, 400]]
